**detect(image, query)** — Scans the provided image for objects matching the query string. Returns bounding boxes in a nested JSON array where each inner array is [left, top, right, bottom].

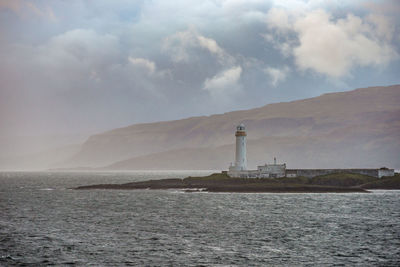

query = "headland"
[[73, 172, 400, 193], [74, 123, 399, 193]]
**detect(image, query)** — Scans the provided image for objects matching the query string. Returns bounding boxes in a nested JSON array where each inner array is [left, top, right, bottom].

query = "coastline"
[[73, 172, 400, 193]]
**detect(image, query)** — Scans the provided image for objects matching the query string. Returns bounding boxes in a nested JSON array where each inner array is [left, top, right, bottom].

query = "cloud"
[[266, 7, 292, 32], [261, 33, 293, 58], [162, 28, 234, 65], [0, 29, 121, 94], [366, 13, 395, 41], [266, 8, 399, 77], [39, 29, 120, 84], [0, 27, 174, 135], [128, 57, 156, 74], [1, 0, 400, 137], [197, 35, 225, 58], [47, 29, 119, 58], [363, 0, 400, 15], [0, 0, 22, 13], [264, 66, 290, 86], [203, 66, 242, 100], [0, 0, 56, 21]]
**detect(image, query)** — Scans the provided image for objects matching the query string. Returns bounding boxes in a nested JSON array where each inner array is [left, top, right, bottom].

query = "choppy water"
[[1, 171, 399, 266]]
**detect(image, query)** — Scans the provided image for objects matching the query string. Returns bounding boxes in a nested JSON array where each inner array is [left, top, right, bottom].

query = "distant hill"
[[61, 85, 400, 170]]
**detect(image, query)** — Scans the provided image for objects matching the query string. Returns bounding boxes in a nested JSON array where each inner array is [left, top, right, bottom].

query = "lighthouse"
[[234, 123, 247, 170], [227, 124, 287, 178]]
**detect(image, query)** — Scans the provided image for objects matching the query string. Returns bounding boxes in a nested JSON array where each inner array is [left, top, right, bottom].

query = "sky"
[[0, 0, 399, 136]]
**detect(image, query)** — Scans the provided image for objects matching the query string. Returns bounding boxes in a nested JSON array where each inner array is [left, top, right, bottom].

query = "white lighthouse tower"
[[233, 123, 247, 171]]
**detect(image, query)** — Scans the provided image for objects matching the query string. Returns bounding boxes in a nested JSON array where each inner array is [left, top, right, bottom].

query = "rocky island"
[[74, 122, 399, 193], [74, 172, 400, 193]]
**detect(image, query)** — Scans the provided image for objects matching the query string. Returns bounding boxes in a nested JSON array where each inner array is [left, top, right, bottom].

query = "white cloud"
[[128, 57, 156, 74], [29, 29, 121, 87], [221, 0, 265, 11], [2, 0, 400, 137], [264, 66, 290, 86], [269, 0, 363, 11], [366, 13, 395, 41], [221, 0, 268, 21], [261, 33, 293, 57], [362, 0, 400, 15], [196, 35, 225, 57], [203, 66, 242, 100], [266, 8, 399, 77], [162, 28, 234, 65], [46, 29, 120, 66], [266, 8, 292, 32]]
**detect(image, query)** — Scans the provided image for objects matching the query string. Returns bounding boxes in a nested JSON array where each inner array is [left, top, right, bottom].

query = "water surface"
[[1, 171, 399, 266]]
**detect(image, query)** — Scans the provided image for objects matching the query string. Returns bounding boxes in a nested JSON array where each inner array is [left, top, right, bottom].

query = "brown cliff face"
[[62, 85, 400, 169]]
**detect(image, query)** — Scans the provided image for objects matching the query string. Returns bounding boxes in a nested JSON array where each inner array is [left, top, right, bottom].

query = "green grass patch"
[[184, 172, 232, 181], [309, 172, 377, 187], [361, 173, 400, 189], [182, 171, 399, 189]]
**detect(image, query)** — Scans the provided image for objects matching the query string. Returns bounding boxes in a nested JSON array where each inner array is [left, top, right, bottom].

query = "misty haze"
[[1, 0, 399, 266]]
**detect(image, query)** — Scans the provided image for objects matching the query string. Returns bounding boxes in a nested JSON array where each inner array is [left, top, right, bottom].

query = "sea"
[[1, 171, 399, 266]]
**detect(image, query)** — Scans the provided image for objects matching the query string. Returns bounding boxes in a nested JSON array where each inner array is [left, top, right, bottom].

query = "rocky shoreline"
[[73, 172, 400, 193], [74, 180, 367, 193]]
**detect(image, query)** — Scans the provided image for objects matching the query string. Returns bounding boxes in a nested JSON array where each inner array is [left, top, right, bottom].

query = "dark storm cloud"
[[0, 0, 399, 136]]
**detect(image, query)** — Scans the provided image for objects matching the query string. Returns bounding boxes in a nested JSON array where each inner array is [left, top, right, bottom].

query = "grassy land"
[[184, 172, 231, 181], [76, 171, 394, 192], [182, 172, 400, 189], [309, 173, 377, 186], [74, 172, 400, 192], [184, 172, 377, 185], [360, 173, 400, 189]]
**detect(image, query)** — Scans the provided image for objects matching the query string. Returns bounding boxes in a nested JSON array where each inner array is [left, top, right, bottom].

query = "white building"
[[257, 158, 286, 178]]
